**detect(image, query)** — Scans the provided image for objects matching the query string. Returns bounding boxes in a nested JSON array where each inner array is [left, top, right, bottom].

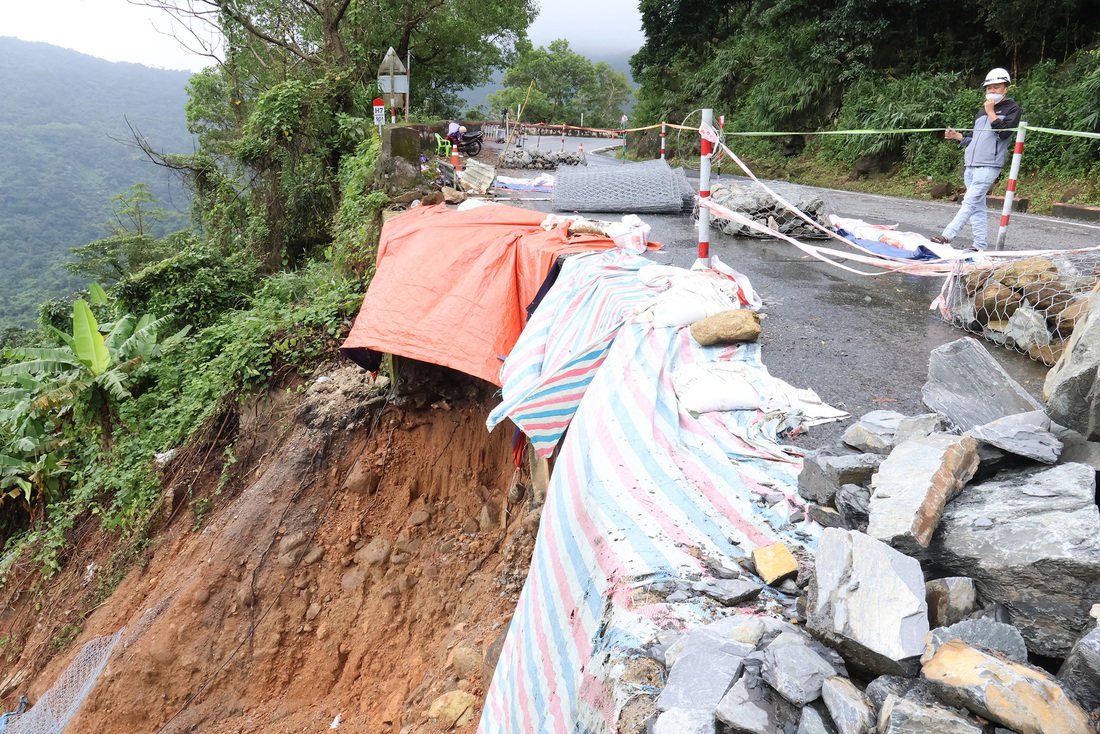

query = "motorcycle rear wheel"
[[463, 140, 482, 157]]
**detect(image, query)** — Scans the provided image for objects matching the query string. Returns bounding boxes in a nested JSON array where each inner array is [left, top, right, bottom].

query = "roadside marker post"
[[660, 122, 667, 160], [696, 108, 714, 269], [372, 98, 385, 138], [994, 121, 1027, 251]]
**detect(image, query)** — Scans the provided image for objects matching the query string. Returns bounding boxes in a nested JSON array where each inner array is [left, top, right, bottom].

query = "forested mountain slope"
[[0, 38, 193, 328]]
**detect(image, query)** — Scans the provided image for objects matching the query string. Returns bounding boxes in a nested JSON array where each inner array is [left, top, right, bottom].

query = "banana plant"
[[0, 299, 189, 445]]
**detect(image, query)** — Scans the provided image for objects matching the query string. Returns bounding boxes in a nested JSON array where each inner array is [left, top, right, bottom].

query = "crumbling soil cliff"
[[1, 363, 535, 733]]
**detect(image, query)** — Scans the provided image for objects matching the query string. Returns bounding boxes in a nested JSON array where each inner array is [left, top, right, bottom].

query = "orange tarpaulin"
[[341, 203, 660, 386]]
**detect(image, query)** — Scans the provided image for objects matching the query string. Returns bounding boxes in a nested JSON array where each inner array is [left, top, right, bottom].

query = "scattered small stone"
[[653, 707, 717, 734], [657, 631, 753, 711], [691, 577, 764, 606], [797, 705, 836, 734], [356, 537, 391, 567], [407, 510, 430, 527], [753, 543, 799, 585], [451, 646, 483, 678], [441, 186, 467, 204], [340, 568, 366, 590], [715, 665, 800, 734], [427, 690, 478, 727], [809, 504, 846, 529], [842, 410, 906, 454], [798, 449, 882, 505], [864, 675, 939, 712], [894, 413, 945, 444]]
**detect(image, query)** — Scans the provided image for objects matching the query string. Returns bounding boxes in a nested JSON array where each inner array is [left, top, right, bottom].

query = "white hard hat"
[[983, 68, 1011, 87], [458, 125, 467, 133]]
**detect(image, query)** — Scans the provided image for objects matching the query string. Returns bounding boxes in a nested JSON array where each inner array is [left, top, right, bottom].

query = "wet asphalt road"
[[483, 137, 1097, 448]]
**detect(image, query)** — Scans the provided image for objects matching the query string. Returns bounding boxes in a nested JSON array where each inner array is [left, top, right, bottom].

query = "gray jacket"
[[961, 98, 1022, 168]]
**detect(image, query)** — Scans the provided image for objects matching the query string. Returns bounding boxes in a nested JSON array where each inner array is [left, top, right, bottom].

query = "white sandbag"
[[673, 364, 769, 414]]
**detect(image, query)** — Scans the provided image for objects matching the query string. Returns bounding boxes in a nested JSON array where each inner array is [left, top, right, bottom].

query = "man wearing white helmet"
[[931, 68, 1022, 251]]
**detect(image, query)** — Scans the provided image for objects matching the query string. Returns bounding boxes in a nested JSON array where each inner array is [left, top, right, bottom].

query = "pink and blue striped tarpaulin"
[[480, 249, 823, 733]]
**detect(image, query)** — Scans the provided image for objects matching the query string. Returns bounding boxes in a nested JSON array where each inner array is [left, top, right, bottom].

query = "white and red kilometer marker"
[[660, 122, 667, 160], [696, 108, 716, 268], [994, 121, 1028, 251]]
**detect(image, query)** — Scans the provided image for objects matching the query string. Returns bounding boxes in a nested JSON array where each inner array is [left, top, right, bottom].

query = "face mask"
[[986, 92, 1005, 103]]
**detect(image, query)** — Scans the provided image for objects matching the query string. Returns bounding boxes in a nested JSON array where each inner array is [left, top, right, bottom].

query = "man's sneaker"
[[930, 235, 951, 244]]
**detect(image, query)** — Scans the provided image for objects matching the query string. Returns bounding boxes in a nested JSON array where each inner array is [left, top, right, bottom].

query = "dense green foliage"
[[0, 39, 194, 328], [148, 0, 535, 269], [0, 0, 530, 581], [630, 0, 1100, 177], [488, 40, 634, 127]]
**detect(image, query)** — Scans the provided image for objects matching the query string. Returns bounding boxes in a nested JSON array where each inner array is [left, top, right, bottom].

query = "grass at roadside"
[[656, 150, 1100, 214]]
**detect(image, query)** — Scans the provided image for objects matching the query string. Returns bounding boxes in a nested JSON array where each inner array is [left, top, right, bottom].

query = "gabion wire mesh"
[[943, 254, 1100, 365], [709, 181, 831, 239], [5, 630, 123, 734], [553, 159, 691, 213]]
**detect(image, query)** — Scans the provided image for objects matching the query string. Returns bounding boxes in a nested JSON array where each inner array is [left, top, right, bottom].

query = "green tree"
[[489, 40, 632, 126], [140, 0, 537, 267], [64, 184, 177, 283]]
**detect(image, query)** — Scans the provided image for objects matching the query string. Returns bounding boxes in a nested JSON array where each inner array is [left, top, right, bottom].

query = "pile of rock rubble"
[[709, 181, 831, 240], [500, 148, 584, 169], [650, 335, 1100, 734]]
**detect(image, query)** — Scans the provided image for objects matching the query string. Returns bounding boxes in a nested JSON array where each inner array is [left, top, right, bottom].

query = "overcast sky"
[[0, 0, 645, 72]]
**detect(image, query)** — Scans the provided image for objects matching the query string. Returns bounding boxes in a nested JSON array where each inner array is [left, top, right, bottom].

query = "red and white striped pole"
[[695, 108, 714, 269], [994, 121, 1027, 251], [561, 124, 566, 152], [660, 122, 667, 160]]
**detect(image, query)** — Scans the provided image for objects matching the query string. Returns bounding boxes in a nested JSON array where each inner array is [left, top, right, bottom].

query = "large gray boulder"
[[715, 665, 800, 734], [968, 411, 1062, 464], [761, 631, 846, 705], [807, 529, 929, 676], [923, 462, 1100, 657], [867, 434, 979, 551], [922, 337, 1042, 432], [1045, 286, 1100, 439], [1058, 626, 1100, 711], [657, 630, 753, 711], [922, 640, 1093, 734], [821, 676, 874, 734], [922, 617, 1029, 664], [876, 695, 983, 734]]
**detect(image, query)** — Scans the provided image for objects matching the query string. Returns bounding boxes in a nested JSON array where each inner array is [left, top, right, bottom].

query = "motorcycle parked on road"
[[455, 130, 483, 157]]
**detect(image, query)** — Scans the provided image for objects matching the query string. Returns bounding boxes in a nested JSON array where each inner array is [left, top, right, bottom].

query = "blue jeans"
[[943, 166, 1001, 249]]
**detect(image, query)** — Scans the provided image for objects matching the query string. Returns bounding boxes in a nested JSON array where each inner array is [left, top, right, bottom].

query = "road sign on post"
[[373, 97, 385, 135], [378, 47, 408, 125]]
